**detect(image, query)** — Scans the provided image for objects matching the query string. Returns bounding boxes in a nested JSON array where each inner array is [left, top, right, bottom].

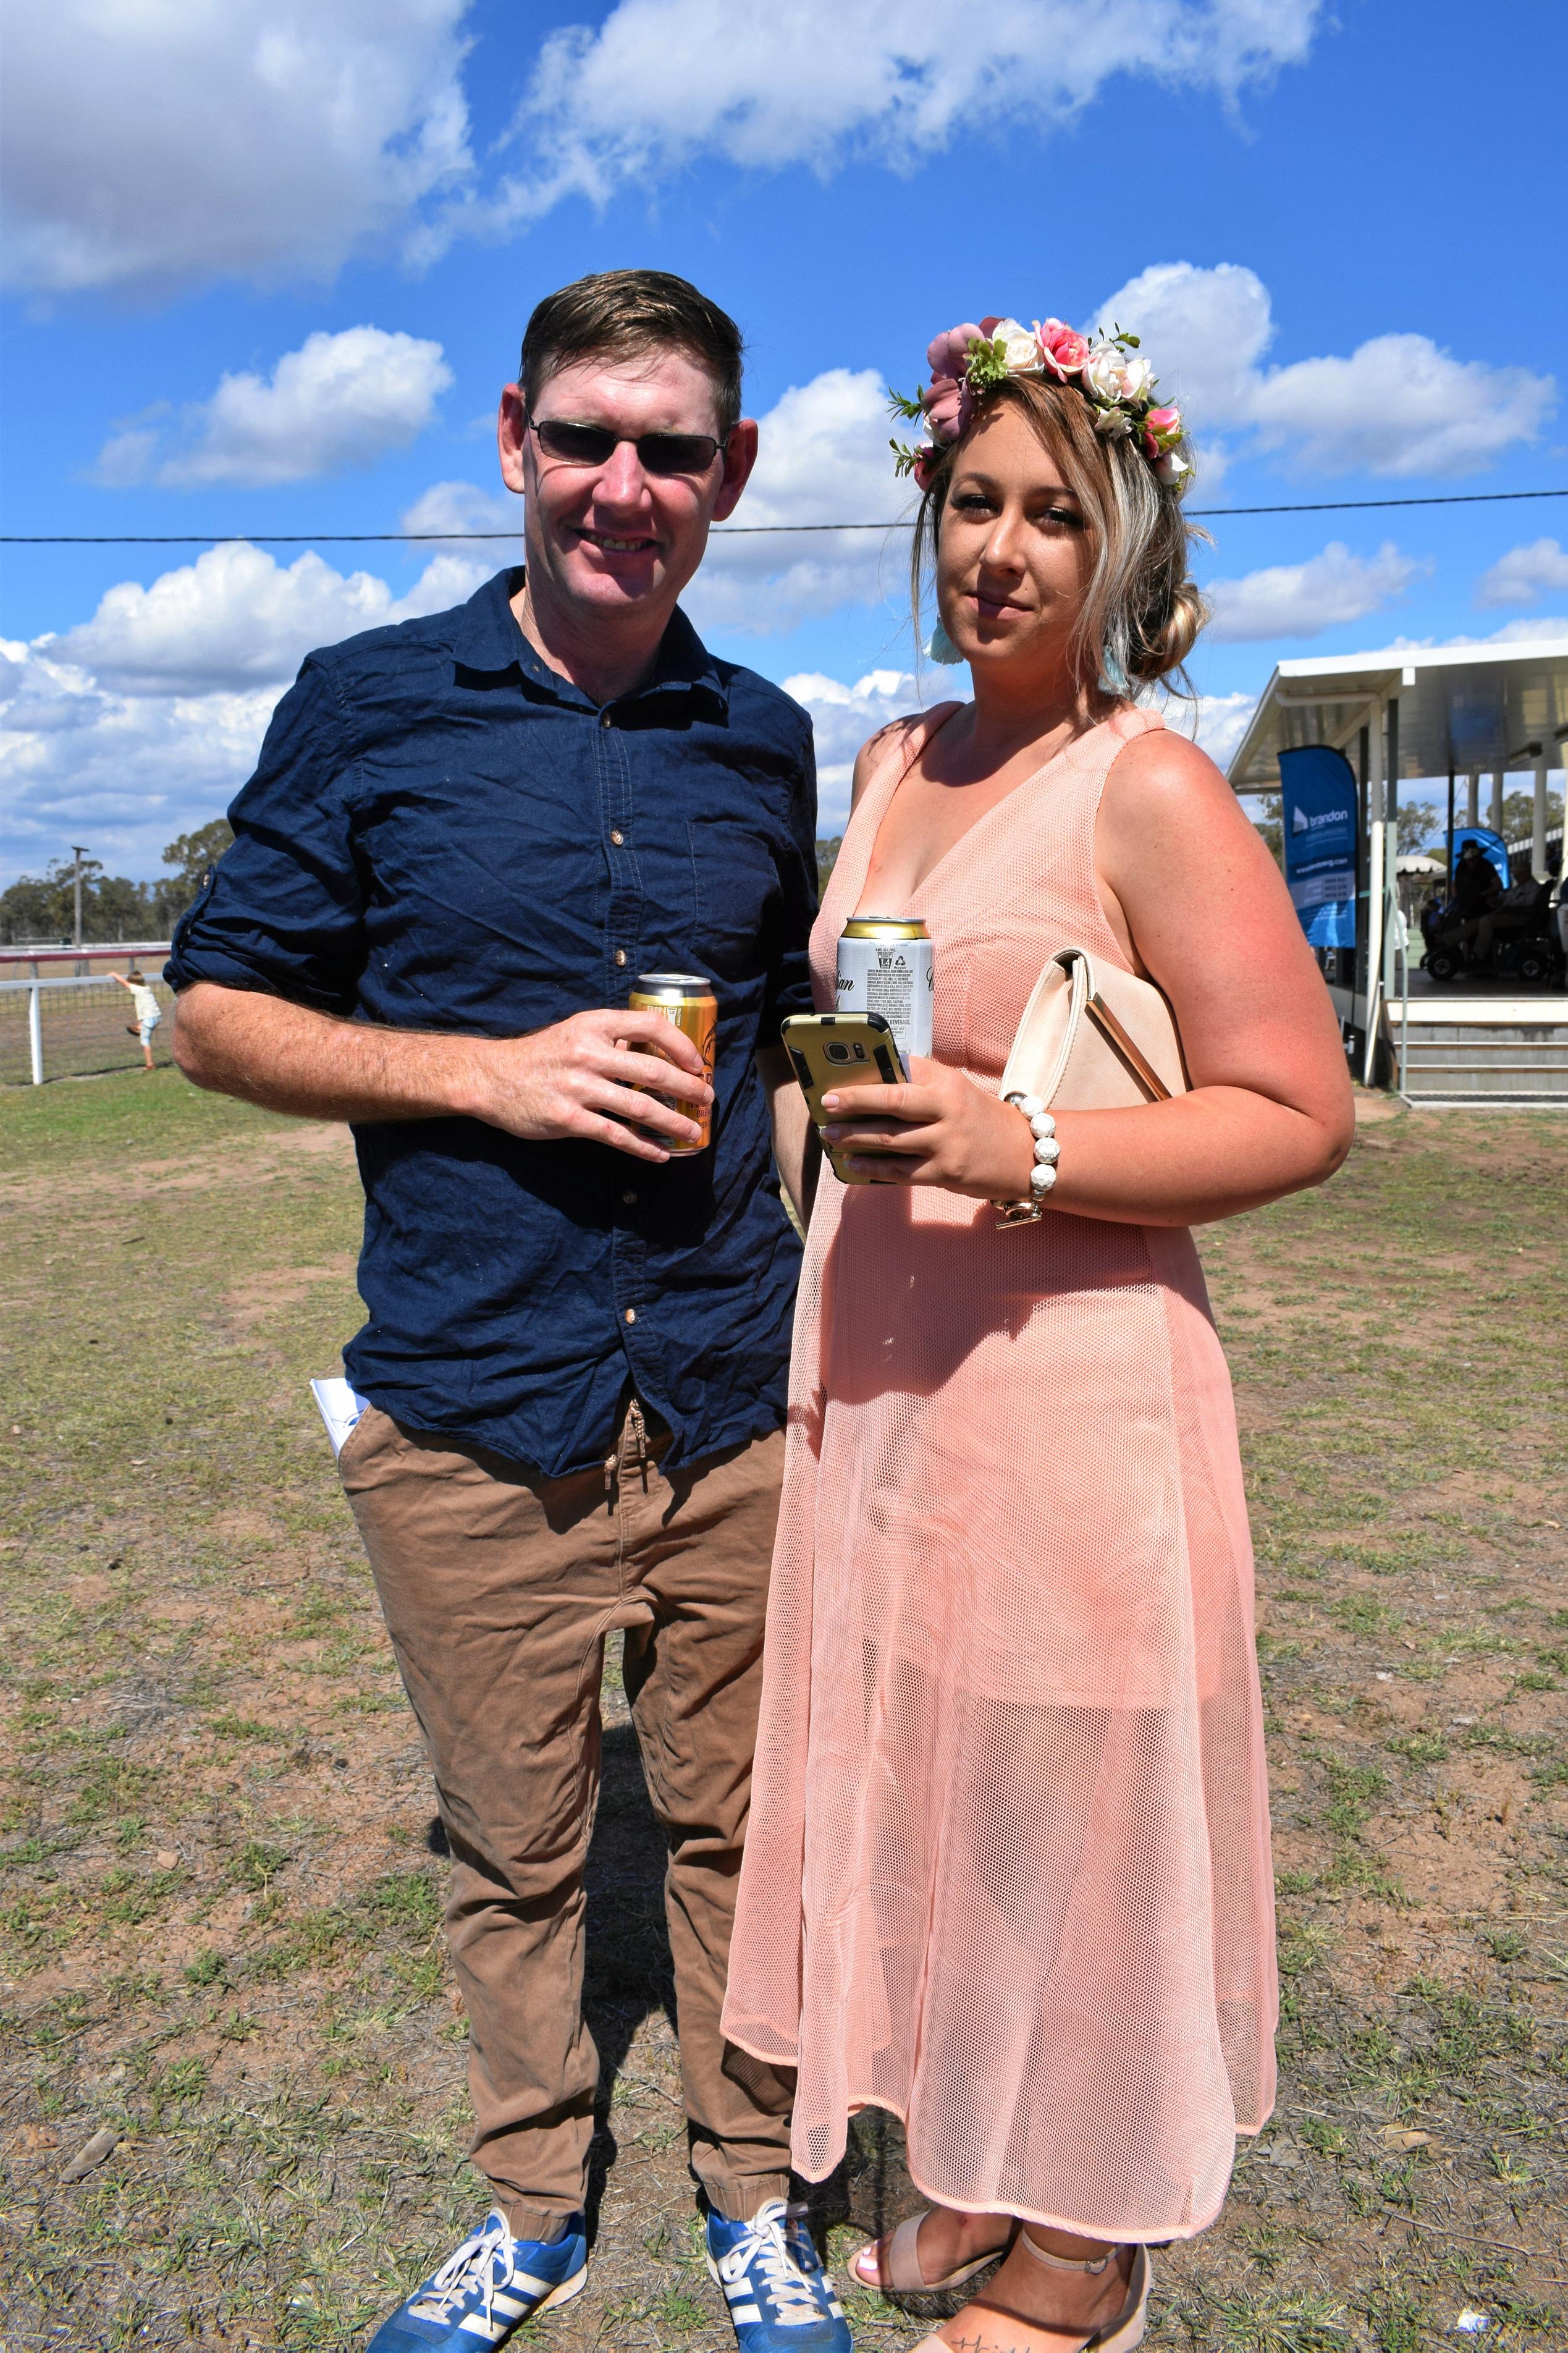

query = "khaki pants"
[[339, 1395, 794, 2239]]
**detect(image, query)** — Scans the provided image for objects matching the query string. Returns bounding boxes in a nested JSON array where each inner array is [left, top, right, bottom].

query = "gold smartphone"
[[781, 1012, 910, 1186]]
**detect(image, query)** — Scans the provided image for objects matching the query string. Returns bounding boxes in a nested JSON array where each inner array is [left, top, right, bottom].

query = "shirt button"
[[600, 711, 613, 729], [613, 948, 627, 967], [623, 1307, 637, 1325], [622, 1189, 638, 1206], [609, 829, 624, 846]]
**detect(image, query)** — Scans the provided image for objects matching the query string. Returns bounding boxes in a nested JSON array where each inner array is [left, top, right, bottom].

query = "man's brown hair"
[[519, 269, 744, 436]]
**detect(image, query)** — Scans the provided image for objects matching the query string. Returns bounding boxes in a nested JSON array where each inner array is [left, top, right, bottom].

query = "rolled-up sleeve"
[[759, 717, 819, 1043], [164, 656, 363, 1014]]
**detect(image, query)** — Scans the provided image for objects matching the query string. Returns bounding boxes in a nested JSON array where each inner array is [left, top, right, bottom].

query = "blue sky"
[[3, 0, 1566, 882]]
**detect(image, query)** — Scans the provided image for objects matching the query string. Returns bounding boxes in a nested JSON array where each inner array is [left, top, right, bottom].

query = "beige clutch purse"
[[998, 946, 1189, 1112]]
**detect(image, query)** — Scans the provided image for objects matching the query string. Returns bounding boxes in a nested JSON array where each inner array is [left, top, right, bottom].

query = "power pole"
[[71, 845, 89, 950]]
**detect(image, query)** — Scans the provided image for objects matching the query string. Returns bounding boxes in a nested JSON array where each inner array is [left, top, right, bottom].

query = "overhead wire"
[[1, 486, 1566, 546]]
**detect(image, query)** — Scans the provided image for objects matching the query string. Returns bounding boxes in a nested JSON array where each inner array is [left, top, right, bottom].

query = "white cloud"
[[1373, 614, 1568, 653], [0, 641, 280, 881], [1469, 614, 1568, 647], [46, 543, 491, 698], [401, 479, 520, 549], [97, 330, 452, 490], [429, 0, 1318, 254], [1474, 538, 1568, 608], [689, 368, 916, 634], [1204, 541, 1422, 643], [1, 2, 1321, 299], [1096, 261, 1556, 478], [0, 0, 473, 298], [2, 543, 497, 879], [782, 667, 941, 830], [1168, 689, 1258, 772]]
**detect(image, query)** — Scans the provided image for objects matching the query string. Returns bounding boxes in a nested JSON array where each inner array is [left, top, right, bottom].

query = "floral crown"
[[890, 315, 1189, 492]]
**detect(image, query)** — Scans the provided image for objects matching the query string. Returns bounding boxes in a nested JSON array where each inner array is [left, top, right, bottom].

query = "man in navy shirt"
[[169, 271, 845, 2353]]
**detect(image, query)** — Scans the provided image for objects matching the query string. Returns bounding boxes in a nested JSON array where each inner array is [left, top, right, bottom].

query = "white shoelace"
[[411, 2212, 516, 2328], [717, 2200, 827, 2328]]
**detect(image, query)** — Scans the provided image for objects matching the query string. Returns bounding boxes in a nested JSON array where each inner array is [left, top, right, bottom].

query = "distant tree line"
[[0, 819, 234, 945]]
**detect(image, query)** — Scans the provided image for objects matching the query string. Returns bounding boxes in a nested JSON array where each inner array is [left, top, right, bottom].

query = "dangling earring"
[[925, 618, 965, 665]]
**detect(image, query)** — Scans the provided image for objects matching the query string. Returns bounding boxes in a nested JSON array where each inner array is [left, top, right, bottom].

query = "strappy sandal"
[[850, 2210, 1017, 2295], [909, 2236, 1152, 2353]]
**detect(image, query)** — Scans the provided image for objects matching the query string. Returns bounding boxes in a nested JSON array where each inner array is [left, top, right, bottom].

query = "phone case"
[[780, 1013, 910, 1186]]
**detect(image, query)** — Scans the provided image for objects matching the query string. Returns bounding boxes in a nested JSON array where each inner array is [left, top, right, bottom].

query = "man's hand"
[[465, 1009, 711, 1160], [173, 982, 710, 1159]]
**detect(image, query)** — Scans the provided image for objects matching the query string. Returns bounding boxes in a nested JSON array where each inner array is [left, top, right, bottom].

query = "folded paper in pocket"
[[310, 1376, 369, 1458]]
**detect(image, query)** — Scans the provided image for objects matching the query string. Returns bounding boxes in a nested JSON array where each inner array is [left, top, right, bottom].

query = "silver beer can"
[[835, 918, 934, 1063]]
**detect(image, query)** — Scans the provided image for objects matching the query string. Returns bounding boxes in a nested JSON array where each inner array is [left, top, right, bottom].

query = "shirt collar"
[[452, 567, 728, 718]]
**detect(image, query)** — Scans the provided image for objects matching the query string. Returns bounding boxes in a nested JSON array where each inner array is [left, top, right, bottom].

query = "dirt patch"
[[1, 1094, 1564, 2351]]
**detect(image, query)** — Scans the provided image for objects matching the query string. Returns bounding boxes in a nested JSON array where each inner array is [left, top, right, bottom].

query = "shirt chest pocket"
[[686, 819, 780, 984]]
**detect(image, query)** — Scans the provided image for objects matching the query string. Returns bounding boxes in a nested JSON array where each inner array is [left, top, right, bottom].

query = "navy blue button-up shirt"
[[167, 568, 817, 1476]]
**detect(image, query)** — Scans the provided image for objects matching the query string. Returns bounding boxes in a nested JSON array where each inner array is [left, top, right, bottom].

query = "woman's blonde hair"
[[911, 374, 1209, 698]]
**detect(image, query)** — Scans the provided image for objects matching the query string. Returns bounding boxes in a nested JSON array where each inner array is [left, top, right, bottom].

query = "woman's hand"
[[820, 1057, 1034, 1200]]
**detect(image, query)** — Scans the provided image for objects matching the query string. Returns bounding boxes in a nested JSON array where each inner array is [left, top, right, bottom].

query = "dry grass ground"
[[1, 1072, 1564, 2352]]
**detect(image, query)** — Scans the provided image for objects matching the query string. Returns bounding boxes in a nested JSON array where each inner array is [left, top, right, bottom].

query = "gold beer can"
[[628, 973, 718, 1155]]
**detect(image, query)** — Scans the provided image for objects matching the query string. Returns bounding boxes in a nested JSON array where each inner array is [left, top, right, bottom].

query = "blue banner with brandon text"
[[1279, 745, 1358, 950]]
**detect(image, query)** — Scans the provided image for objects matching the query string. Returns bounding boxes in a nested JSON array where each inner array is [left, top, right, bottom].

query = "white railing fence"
[[1, 975, 175, 1086]]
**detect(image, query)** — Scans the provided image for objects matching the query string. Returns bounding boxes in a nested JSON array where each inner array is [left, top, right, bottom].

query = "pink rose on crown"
[[923, 376, 972, 443], [1143, 405, 1183, 458], [927, 323, 985, 382], [1035, 318, 1090, 380], [922, 321, 986, 441]]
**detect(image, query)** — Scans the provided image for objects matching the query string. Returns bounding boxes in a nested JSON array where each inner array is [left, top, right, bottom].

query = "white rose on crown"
[[993, 318, 1044, 372], [1084, 342, 1136, 402], [1116, 353, 1155, 402]]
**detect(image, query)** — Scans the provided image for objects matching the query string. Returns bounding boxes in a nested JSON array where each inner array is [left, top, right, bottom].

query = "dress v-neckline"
[[849, 706, 1121, 919]]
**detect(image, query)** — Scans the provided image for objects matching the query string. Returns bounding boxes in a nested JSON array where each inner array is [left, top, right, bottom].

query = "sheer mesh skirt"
[[723, 711, 1276, 2242]]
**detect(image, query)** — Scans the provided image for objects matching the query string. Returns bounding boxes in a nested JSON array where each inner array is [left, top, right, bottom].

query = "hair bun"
[[1134, 580, 1207, 682]]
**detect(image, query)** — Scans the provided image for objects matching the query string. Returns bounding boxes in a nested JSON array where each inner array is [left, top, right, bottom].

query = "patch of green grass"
[[1321, 1757, 1388, 1837], [1331, 1595, 1401, 1640], [230, 1838, 290, 1892], [0, 1062, 293, 1176], [366, 1870, 442, 1938], [1203, 2288, 1352, 2351], [1357, 2279, 1428, 2352], [1385, 1730, 1448, 1767]]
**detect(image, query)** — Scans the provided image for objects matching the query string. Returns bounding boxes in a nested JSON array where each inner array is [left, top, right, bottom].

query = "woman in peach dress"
[[722, 316, 1354, 2353]]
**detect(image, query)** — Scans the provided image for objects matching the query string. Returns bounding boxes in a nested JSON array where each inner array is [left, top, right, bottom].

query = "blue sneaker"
[[706, 2199, 851, 2351], [368, 2209, 588, 2349]]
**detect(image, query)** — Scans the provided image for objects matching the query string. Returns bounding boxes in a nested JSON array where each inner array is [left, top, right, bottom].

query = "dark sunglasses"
[[525, 416, 727, 476]]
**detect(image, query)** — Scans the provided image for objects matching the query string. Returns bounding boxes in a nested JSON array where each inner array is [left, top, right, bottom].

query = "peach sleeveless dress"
[[723, 705, 1276, 2244]]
